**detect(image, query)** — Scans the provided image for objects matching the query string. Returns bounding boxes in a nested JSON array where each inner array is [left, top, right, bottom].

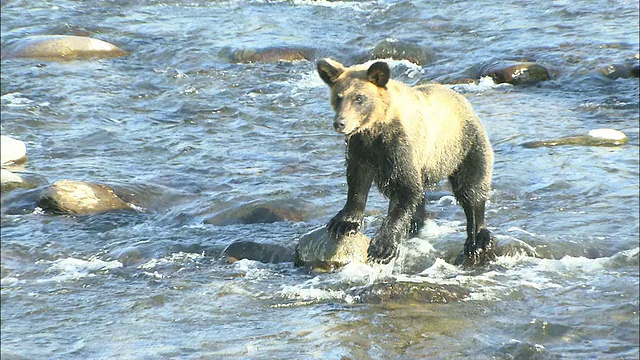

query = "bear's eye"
[[354, 95, 365, 104]]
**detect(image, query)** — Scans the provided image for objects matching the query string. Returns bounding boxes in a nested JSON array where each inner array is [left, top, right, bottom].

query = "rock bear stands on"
[[317, 58, 494, 264]]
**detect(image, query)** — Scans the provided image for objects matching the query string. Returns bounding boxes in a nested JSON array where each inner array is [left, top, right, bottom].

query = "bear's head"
[[317, 58, 391, 136]]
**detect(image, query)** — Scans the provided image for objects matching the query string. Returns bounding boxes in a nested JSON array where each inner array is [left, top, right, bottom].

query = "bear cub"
[[317, 58, 495, 264]]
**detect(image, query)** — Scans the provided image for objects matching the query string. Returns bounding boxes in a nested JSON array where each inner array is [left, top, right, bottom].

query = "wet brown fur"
[[317, 58, 494, 264]]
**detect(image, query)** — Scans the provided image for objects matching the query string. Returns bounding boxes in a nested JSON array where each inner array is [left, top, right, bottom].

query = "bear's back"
[[390, 82, 484, 182]]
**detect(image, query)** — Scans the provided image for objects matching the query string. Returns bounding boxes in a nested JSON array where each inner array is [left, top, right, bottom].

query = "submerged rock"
[[522, 128, 628, 148], [205, 200, 305, 226], [480, 62, 550, 85], [223, 240, 294, 264], [227, 47, 315, 63], [351, 281, 469, 304], [1, 135, 27, 165], [294, 226, 370, 270], [37, 180, 133, 215], [597, 63, 639, 79], [2, 35, 128, 61], [366, 39, 433, 65], [446, 77, 478, 85]]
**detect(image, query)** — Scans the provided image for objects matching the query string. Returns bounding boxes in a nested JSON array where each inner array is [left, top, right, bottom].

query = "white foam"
[[44, 257, 122, 282], [449, 76, 513, 93], [418, 219, 460, 238]]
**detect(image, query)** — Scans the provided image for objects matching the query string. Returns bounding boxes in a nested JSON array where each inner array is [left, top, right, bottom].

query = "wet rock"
[[37, 180, 133, 215], [597, 63, 637, 79], [494, 237, 538, 258], [226, 47, 315, 63], [522, 128, 628, 148], [1, 169, 24, 192], [351, 281, 469, 304], [480, 62, 550, 85], [223, 240, 294, 264], [205, 200, 304, 226], [446, 78, 478, 85], [364, 39, 433, 66], [2, 35, 128, 61], [485, 339, 560, 359], [1, 135, 27, 165], [294, 226, 370, 270], [631, 65, 639, 78]]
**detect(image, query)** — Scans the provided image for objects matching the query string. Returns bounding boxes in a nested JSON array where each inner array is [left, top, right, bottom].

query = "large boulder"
[[1, 135, 27, 165], [294, 226, 371, 271], [37, 180, 133, 215], [2, 35, 128, 61]]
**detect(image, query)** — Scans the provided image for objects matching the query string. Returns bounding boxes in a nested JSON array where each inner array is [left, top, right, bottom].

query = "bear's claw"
[[327, 210, 363, 239], [463, 228, 495, 258], [367, 239, 398, 264]]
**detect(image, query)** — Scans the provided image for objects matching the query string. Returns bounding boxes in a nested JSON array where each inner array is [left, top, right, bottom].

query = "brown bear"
[[317, 58, 494, 264]]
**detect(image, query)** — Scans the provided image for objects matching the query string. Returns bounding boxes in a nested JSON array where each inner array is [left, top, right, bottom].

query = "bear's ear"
[[366, 61, 390, 88], [317, 58, 345, 86]]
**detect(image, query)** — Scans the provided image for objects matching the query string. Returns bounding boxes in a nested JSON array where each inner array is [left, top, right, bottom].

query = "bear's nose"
[[333, 118, 346, 131]]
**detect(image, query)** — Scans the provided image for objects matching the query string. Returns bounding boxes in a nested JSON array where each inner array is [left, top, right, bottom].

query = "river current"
[[1, 0, 639, 359]]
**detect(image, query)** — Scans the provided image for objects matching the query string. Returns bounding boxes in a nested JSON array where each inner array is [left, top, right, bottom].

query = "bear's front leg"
[[327, 162, 373, 239], [368, 190, 421, 264]]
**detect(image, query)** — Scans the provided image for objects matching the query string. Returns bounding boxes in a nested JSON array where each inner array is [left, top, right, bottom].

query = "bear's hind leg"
[[449, 172, 495, 264], [461, 201, 494, 258]]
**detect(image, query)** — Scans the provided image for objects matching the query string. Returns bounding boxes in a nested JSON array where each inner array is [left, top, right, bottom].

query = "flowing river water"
[[1, 0, 639, 359]]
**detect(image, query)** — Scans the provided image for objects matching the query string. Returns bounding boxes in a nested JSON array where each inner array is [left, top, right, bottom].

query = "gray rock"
[[223, 240, 294, 264], [37, 180, 133, 215], [294, 226, 370, 270], [2, 35, 128, 61]]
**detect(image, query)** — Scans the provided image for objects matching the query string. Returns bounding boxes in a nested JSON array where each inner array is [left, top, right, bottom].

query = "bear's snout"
[[333, 117, 348, 133]]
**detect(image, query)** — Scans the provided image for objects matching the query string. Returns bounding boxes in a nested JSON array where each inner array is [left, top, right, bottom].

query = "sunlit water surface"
[[1, 0, 638, 358]]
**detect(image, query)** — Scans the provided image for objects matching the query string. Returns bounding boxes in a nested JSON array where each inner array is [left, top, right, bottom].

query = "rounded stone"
[[369, 39, 433, 65], [1, 135, 27, 165], [522, 128, 628, 148], [480, 62, 550, 85], [2, 35, 128, 61], [37, 180, 132, 215], [228, 47, 314, 63], [294, 226, 371, 270]]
